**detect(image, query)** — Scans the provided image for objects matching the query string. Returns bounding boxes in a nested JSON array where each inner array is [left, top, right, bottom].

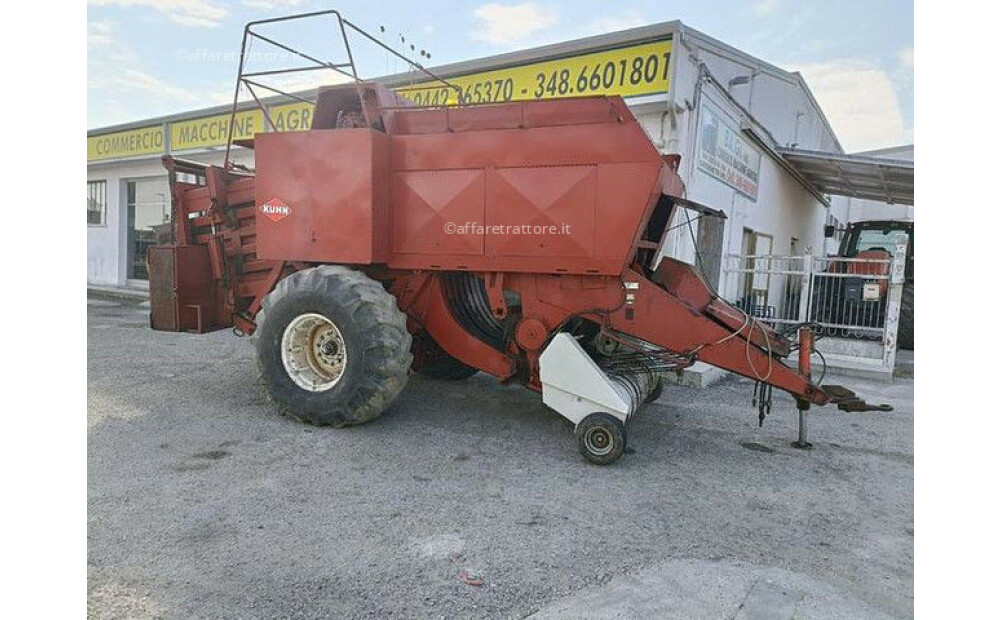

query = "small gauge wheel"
[[575, 413, 626, 465]]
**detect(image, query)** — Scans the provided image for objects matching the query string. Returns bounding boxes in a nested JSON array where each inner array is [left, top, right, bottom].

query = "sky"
[[87, 0, 914, 152]]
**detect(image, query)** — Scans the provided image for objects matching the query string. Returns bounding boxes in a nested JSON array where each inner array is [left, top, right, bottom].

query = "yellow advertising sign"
[[170, 109, 264, 151], [268, 102, 314, 132], [87, 126, 164, 161], [395, 39, 672, 106], [87, 38, 673, 159]]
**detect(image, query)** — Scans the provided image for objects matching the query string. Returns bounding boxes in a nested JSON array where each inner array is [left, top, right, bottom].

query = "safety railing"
[[724, 254, 811, 333], [809, 255, 892, 338], [722, 240, 908, 376], [223, 9, 461, 170]]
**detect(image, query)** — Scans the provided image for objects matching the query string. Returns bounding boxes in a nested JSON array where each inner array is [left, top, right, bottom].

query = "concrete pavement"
[[88, 297, 913, 618]]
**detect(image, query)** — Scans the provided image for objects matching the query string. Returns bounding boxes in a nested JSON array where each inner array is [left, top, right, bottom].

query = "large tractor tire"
[[410, 331, 479, 380], [896, 282, 914, 351], [256, 266, 413, 426]]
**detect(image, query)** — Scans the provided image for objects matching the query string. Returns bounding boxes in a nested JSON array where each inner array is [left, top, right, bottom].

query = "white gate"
[[723, 240, 908, 377]]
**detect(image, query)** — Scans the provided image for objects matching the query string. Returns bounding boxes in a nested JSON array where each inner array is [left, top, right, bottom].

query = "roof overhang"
[[778, 148, 914, 205]]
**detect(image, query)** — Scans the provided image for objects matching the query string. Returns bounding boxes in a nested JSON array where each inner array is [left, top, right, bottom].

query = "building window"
[[87, 180, 107, 226], [126, 179, 171, 280]]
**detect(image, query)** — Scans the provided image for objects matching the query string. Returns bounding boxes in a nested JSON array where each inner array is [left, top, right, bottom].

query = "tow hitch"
[[823, 385, 895, 412]]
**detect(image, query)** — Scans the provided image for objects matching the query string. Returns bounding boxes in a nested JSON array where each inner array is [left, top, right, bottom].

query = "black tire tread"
[[897, 282, 914, 351], [257, 266, 412, 427]]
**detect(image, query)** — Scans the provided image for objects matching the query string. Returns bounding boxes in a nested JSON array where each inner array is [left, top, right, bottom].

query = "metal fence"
[[722, 243, 908, 374]]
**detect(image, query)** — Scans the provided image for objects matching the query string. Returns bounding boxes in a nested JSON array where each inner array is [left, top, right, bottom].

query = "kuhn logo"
[[260, 198, 291, 222]]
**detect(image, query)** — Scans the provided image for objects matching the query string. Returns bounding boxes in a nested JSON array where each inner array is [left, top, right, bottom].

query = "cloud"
[[790, 59, 912, 152], [589, 11, 646, 35], [88, 21, 113, 46], [893, 46, 914, 96], [89, 62, 199, 105], [471, 3, 558, 46], [241, 0, 306, 9], [88, 20, 201, 126], [753, 0, 781, 16], [470, 3, 641, 48], [208, 70, 354, 106], [898, 46, 914, 70], [88, 0, 228, 28], [119, 68, 201, 101]]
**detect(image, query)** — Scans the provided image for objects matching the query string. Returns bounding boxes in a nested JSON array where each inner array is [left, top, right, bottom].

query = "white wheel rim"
[[281, 313, 347, 392], [584, 427, 615, 456]]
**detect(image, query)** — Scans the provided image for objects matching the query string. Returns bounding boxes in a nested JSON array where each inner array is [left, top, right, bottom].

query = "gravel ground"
[[87, 297, 913, 619]]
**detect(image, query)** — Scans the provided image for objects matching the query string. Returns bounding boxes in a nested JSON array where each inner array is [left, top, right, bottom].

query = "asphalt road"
[[87, 297, 913, 619]]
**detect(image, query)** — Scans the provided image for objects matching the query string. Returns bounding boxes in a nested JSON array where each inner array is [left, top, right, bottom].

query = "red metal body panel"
[[148, 245, 217, 333], [147, 242, 231, 334], [254, 129, 390, 264], [391, 273, 517, 379], [385, 117, 663, 274], [250, 96, 664, 276], [390, 169, 485, 257], [386, 97, 635, 135]]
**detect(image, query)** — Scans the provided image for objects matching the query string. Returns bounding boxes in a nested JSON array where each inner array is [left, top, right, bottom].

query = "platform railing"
[[223, 9, 461, 170]]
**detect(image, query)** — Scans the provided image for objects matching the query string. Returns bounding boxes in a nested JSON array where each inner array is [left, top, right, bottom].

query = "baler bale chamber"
[[148, 10, 887, 464]]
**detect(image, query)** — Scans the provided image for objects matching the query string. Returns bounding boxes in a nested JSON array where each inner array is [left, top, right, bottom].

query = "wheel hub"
[[281, 313, 347, 392], [584, 427, 613, 456]]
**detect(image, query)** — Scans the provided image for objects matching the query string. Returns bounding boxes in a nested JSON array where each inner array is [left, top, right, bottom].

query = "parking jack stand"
[[792, 327, 814, 449], [792, 401, 812, 449]]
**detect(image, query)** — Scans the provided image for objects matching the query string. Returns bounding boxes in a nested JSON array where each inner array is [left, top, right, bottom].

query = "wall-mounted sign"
[[170, 109, 264, 151], [87, 126, 164, 161], [88, 38, 673, 160], [267, 102, 314, 132], [395, 39, 672, 106], [697, 101, 761, 200]]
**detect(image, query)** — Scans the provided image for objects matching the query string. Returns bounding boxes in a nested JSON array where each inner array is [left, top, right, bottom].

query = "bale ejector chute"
[[148, 10, 889, 464]]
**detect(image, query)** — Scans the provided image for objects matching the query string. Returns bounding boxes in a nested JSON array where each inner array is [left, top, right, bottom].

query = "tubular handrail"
[[223, 9, 462, 170]]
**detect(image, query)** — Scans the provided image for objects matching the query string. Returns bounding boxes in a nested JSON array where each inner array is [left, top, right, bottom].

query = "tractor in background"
[[815, 220, 913, 350]]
